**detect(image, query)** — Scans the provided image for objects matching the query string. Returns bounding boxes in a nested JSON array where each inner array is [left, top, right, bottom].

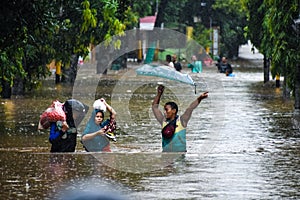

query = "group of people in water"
[[47, 98, 117, 152], [166, 54, 202, 74], [47, 87, 208, 153], [166, 54, 182, 72], [166, 54, 232, 76], [47, 54, 238, 153]]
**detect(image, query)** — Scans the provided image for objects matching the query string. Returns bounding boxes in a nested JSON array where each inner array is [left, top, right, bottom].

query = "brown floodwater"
[[0, 63, 299, 199]]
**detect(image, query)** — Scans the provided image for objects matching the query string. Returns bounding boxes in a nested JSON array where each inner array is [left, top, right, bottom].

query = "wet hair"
[[165, 102, 178, 114], [63, 100, 76, 127], [166, 54, 172, 62], [95, 109, 104, 119]]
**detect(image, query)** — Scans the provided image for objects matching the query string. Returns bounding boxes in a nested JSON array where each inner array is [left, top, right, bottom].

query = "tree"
[[293, 18, 300, 113], [131, 0, 155, 18], [244, 0, 270, 83], [173, 0, 248, 59], [0, 0, 53, 97], [0, 0, 137, 98], [245, 0, 299, 112], [264, 0, 299, 111], [192, 24, 211, 52], [212, 0, 248, 58], [155, 0, 188, 30]]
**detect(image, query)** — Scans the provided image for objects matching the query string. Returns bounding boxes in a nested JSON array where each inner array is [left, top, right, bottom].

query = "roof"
[[140, 16, 156, 23], [140, 15, 157, 30]]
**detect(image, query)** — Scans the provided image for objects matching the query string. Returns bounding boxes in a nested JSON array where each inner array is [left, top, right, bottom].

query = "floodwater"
[[0, 62, 299, 200]]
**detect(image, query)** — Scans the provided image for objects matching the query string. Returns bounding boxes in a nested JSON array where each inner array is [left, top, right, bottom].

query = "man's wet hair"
[[165, 102, 178, 114], [166, 54, 172, 62]]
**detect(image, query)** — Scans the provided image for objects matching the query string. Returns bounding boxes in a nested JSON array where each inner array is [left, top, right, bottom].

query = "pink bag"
[[38, 100, 66, 129]]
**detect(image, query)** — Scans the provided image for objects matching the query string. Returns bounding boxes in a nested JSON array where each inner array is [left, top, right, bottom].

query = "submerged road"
[[0, 45, 299, 199]]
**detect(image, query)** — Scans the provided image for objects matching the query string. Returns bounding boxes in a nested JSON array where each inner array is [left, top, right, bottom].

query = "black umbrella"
[[64, 99, 89, 127]]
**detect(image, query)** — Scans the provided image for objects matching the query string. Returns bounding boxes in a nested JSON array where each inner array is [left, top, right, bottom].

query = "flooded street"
[[0, 62, 299, 199]]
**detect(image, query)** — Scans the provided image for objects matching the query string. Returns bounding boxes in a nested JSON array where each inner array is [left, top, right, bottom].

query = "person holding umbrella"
[[152, 85, 208, 152]]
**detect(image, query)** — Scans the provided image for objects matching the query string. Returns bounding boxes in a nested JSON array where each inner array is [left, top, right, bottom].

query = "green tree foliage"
[[131, 0, 155, 18], [192, 24, 211, 50], [245, 0, 299, 110], [245, 0, 298, 78], [264, 0, 299, 109], [155, 0, 188, 30], [0, 0, 53, 92], [243, 0, 272, 83], [0, 0, 137, 97], [243, 0, 265, 53], [213, 0, 248, 58], [153, 0, 247, 58], [264, 0, 298, 78]]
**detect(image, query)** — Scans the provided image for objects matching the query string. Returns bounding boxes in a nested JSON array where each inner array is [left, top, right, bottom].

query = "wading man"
[[152, 85, 208, 152]]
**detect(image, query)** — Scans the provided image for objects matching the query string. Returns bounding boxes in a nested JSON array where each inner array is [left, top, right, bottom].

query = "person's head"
[[172, 54, 177, 62], [221, 57, 227, 63], [164, 102, 178, 120], [191, 55, 197, 62], [94, 109, 105, 125], [166, 54, 172, 63]]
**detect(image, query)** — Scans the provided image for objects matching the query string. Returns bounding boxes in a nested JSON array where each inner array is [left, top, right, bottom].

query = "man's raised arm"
[[152, 85, 165, 125]]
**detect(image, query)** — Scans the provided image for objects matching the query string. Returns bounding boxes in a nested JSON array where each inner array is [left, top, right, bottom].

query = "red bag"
[[38, 100, 66, 129], [161, 116, 178, 139]]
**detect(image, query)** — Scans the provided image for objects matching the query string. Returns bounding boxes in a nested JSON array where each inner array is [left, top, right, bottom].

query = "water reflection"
[[0, 66, 300, 199]]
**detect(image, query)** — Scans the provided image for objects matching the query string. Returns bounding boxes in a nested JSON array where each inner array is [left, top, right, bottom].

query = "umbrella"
[[136, 64, 197, 93], [64, 99, 89, 127]]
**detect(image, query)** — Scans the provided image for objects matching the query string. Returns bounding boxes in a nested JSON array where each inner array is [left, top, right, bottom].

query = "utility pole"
[[200, 2, 214, 56]]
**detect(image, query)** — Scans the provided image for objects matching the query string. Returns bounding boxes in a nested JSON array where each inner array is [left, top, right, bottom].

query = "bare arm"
[[152, 85, 165, 125], [181, 91, 208, 127], [101, 98, 116, 120], [81, 128, 105, 141]]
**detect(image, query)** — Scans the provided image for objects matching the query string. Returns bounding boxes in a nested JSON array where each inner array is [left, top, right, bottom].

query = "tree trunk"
[[61, 55, 78, 84], [12, 77, 24, 96], [154, 0, 167, 28], [263, 56, 270, 83], [294, 64, 300, 113], [282, 75, 290, 99], [1, 80, 12, 99]]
